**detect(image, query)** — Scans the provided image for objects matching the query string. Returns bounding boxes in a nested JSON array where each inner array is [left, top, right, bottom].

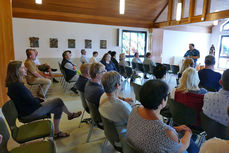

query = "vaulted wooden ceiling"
[[12, 0, 168, 28]]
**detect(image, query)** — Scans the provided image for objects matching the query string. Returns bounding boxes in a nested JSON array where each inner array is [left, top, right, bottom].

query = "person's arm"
[[190, 50, 200, 59], [64, 62, 76, 71]]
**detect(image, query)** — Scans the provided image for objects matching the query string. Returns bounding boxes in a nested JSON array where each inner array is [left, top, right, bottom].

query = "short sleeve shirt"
[[24, 59, 38, 82], [184, 49, 200, 63]]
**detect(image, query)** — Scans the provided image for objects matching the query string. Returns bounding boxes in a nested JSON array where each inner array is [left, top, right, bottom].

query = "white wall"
[[13, 18, 148, 60], [162, 30, 211, 65]]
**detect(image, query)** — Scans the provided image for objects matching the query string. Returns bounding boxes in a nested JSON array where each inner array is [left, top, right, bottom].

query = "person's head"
[[180, 58, 194, 74], [119, 53, 126, 61], [177, 67, 200, 93], [110, 51, 116, 58], [5, 61, 27, 87], [102, 71, 121, 94], [93, 51, 98, 57], [205, 55, 215, 66], [220, 69, 229, 91], [62, 50, 71, 60], [80, 63, 90, 78], [154, 64, 167, 79], [101, 53, 111, 62], [81, 49, 86, 55], [108, 51, 112, 55], [189, 43, 195, 50], [89, 62, 106, 80], [26, 49, 36, 60], [140, 80, 169, 110], [146, 52, 151, 58], [134, 52, 139, 58]]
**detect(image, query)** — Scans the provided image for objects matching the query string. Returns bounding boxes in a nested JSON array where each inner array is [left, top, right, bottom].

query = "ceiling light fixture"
[[35, 0, 42, 5], [120, 0, 125, 15], [176, 2, 182, 21]]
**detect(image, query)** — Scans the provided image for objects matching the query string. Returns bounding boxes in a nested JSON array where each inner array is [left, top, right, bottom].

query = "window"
[[121, 30, 147, 61], [222, 21, 229, 31], [218, 35, 229, 68]]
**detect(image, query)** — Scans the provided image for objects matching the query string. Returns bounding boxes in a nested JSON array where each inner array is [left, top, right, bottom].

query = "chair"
[[137, 63, 144, 72], [86, 100, 103, 143], [119, 65, 126, 77], [101, 116, 126, 152], [78, 91, 91, 128], [125, 66, 133, 78], [2, 100, 53, 144], [131, 62, 138, 70], [131, 82, 141, 102], [120, 134, 140, 153], [163, 63, 171, 71], [171, 65, 180, 74], [58, 62, 65, 85], [200, 112, 228, 140], [126, 61, 130, 66], [0, 117, 56, 153], [27, 81, 47, 99]]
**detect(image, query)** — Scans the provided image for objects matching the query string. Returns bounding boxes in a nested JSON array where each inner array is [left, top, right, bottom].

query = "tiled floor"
[[2, 79, 135, 153]]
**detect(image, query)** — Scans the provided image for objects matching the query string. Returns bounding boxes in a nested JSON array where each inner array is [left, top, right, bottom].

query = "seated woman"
[[127, 80, 198, 153], [100, 53, 117, 72], [119, 53, 129, 67], [178, 58, 194, 79], [99, 71, 133, 128], [172, 67, 207, 126], [5, 61, 82, 139]]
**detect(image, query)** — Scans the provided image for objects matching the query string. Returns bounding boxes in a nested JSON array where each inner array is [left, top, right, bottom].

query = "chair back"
[[163, 64, 171, 71], [78, 91, 90, 113], [119, 65, 126, 77], [0, 117, 10, 153], [199, 85, 217, 92], [132, 62, 138, 70], [101, 116, 123, 152], [131, 82, 141, 102], [125, 66, 133, 78], [171, 65, 179, 74], [127, 61, 130, 66], [138, 63, 144, 72], [200, 112, 228, 140], [2, 100, 18, 138], [86, 100, 103, 129], [143, 64, 150, 73], [169, 99, 196, 126]]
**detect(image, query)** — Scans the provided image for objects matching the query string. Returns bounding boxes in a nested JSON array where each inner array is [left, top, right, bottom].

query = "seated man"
[[61, 50, 78, 93], [143, 52, 156, 79], [32, 49, 59, 83], [24, 49, 52, 98], [198, 55, 221, 91], [80, 49, 89, 64], [85, 63, 106, 108], [202, 69, 229, 127], [132, 52, 142, 63], [75, 63, 90, 92], [89, 51, 98, 64], [99, 71, 133, 127]]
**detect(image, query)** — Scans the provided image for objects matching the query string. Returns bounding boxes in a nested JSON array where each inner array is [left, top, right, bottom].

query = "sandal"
[[54, 131, 70, 140], [68, 111, 82, 120]]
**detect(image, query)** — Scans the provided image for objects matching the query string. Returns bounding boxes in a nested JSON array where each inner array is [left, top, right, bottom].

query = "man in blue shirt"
[[184, 43, 200, 67]]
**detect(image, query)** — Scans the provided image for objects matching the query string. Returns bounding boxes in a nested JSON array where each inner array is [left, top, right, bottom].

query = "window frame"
[[219, 35, 229, 59], [222, 21, 229, 31], [121, 30, 147, 58]]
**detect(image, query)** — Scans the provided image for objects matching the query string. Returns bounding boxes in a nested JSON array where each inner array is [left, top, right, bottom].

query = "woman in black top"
[[100, 53, 118, 72], [5, 61, 82, 139]]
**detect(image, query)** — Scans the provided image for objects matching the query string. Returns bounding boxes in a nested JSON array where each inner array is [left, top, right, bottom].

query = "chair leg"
[[39, 85, 47, 99], [78, 109, 85, 128], [86, 121, 94, 143], [29, 85, 33, 91], [101, 138, 108, 153]]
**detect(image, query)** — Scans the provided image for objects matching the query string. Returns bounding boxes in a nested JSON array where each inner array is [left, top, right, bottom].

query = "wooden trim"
[[168, 0, 173, 24], [205, 9, 229, 21], [201, 0, 210, 21], [189, 0, 196, 22], [180, 0, 185, 19], [153, 1, 168, 24]]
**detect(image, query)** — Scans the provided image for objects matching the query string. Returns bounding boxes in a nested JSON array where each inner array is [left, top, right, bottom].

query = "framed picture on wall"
[[50, 38, 58, 48], [100, 40, 107, 49], [29, 37, 39, 48], [68, 39, 75, 48], [85, 39, 92, 49]]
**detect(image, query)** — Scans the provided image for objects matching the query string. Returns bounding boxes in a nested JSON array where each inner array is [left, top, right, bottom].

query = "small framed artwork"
[[50, 38, 58, 48], [68, 39, 75, 48], [100, 40, 107, 49], [29, 37, 39, 48], [85, 39, 92, 49]]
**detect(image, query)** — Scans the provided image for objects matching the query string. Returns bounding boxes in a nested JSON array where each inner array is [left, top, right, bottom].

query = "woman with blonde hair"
[[119, 53, 129, 66], [178, 58, 194, 79], [6, 61, 82, 139], [172, 67, 207, 126]]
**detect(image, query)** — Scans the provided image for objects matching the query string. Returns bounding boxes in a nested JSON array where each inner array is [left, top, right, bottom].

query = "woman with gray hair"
[[99, 71, 133, 125], [119, 53, 129, 66]]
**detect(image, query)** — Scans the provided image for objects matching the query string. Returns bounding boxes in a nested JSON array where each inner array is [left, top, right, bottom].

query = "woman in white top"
[[99, 71, 133, 125], [89, 51, 98, 64], [119, 53, 129, 67]]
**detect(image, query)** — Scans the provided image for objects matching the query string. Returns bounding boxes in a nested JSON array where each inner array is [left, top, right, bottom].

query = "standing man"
[[184, 43, 200, 67], [24, 49, 52, 98], [80, 49, 89, 64]]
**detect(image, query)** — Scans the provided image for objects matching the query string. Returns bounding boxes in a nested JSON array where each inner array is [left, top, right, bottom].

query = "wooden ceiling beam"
[[189, 0, 196, 22], [201, 0, 210, 21], [167, 0, 173, 24], [152, 1, 168, 24]]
